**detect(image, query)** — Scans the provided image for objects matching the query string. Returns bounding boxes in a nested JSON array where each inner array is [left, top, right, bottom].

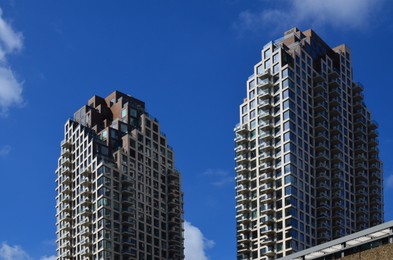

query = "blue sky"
[[0, 0, 393, 259]]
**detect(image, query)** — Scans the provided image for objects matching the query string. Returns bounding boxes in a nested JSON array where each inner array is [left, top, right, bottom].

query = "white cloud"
[[235, 0, 384, 34], [40, 256, 56, 260], [0, 7, 23, 116], [184, 221, 215, 260], [202, 168, 233, 187], [0, 145, 11, 157], [0, 242, 30, 260]]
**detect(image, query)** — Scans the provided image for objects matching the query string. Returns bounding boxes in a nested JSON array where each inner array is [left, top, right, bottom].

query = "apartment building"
[[56, 91, 184, 259], [234, 28, 383, 259]]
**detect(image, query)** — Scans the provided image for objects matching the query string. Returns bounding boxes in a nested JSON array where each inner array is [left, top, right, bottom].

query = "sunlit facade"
[[56, 91, 184, 259], [235, 28, 383, 259]]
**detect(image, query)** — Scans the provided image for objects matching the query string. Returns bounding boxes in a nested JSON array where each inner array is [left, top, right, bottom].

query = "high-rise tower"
[[56, 91, 184, 259], [234, 28, 383, 259]]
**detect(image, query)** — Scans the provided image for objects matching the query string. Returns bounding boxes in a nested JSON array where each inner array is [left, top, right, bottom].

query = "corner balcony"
[[258, 78, 273, 89], [353, 100, 365, 109], [61, 148, 72, 158], [236, 194, 251, 204], [236, 174, 250, 184], [353, 92, 364, 101], [369, 120, 378, 130], [235, 124, 249, 134], [234, 145, 249, 153], [368, 128, 378, 138], [61, 158, 72, 168], [61, 140, 73, 149], [235, 135, 248, 144], [236, 184, 249, 194], [235, 165, 248, 173], [236, 204, 251, 214], [257, 69, 271, 80]]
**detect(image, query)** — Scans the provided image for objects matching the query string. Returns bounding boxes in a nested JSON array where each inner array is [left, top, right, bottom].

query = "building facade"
[[56, 91, 184, 259], [234, 28, 383, 259], [279, 220, 393, 260]]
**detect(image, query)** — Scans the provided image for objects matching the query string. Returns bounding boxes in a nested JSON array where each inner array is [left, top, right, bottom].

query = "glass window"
[[242, 105, 248, 114], [273, 53, 279, 63], [273, 64, 280, 74], [264, 59, 271, 69], [249, 80, 255, 90], [264, 48, 271, 59]]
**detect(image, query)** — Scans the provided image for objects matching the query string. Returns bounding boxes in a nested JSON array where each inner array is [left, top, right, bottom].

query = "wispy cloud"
[[0, 242, 56, 260], [0, 145, 11, 157], [0, 7, 23, 116], [40, 256, 56, 260], [385, 174, 393, 189], [184, 221, 214, 260], [234, 0, 385, 35], [202, 168, 234, 187], [0, 242, 30, 260]]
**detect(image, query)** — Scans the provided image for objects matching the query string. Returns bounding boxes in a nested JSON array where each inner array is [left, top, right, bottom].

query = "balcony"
[[260, 194, 275, 203], [61, 149, 72, 158], [260, 163, 274, 172], [259, 89, 272, 98], [330, 105, 341, 116], [258, 78, 273, 89], [260, 120, 274, 130], [353, 100, 365, 109], [235, 145, 249, 153], [236, 194, 250, 204], [317, 171, 329, 181], [80, 177, 91, 187], [355, 171, 367, 180], [329, 78, 341, 92], [235, 165, 248, 173], [330, 115, 341, 126], [315, 102, 328, 112], [353, 92, 364, 101], [236, 185, 249, 194], [236, 174, 249, 184], [260, 183, 274, 193], [61, 158, 72, 168], [314, 92, 328, 102], [317, 181, 329, 191], [328, 69, 339, 79], [258, 111, 272, 120], [369, 120, 378, 130], [80, 247, 92, 256], [315, 141, 328, 152], [315, 112, 328, 123], [257, 69, 271, 80], [260, 173, 274, 183], [236, 204, 251, 214], [61, 140, 72, 149], [235, 135, 248, 144], [235, 124, 249, 134], [329, 96, 341, 106], [316, 163, 328, 171], [260, 152, 274, 162]]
